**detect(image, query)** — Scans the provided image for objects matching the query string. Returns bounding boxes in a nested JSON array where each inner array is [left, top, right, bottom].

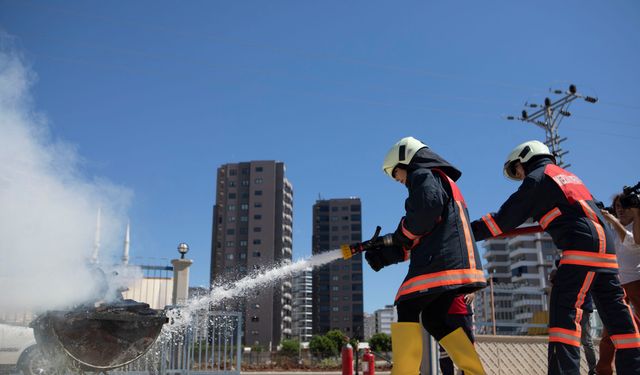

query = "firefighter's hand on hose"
[[365, 245, 405, 272]]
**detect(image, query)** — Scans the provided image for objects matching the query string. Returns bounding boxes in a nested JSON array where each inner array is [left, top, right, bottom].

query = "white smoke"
[[0, 35, 133, 312]]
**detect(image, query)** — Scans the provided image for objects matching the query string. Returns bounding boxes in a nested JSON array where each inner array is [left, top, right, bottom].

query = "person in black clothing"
[[471, 140, 640, 375], [364, 136, 486, 375]]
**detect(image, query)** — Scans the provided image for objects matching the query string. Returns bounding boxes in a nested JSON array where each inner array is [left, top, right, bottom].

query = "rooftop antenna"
[[122, 221, 130, 265], [505, 84, 597, 168], [90, 207, 101, 264]]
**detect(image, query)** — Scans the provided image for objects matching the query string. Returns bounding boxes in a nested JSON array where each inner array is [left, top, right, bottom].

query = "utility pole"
[[507, 84, 598, 168]]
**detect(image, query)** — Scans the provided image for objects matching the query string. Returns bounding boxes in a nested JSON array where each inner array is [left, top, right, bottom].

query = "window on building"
[[228, 216, 236, 222], [226, 254, 234, 260], [351, 214, 361, 221], [251, 316, 260, 322], [253, 239, 261, 245], [229, 169, 237, 176], [254, 227, 261, 233], [255, 178, 263, 184], [226, 229, 235, 235], [332, 276, 339, 281], [331, 207, 338, 212], [350, 205, 360, 212], [240, 240, 248, 247], [254, 214, 262, 220], [241, 168, 249, 175], [240, 216, 248, 222], [228, 205, 236, 211], [255, 166, 263, 172], [255, 190, 263, 196], [241, 180, 249, 186], [332, 307, 339, 312], [241, 204, 249, 210], [253, 251, 261, 257], [332, 286, 339, 291], [228, 193, 236, 199], [254, 202, 262, 208], [229, 181, 235, 187], [225, 241, 234, 247]]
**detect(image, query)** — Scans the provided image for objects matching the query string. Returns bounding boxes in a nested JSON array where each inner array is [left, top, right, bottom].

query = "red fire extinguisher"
[[362, 348, 375, 375], [341, 343, 354, 375]]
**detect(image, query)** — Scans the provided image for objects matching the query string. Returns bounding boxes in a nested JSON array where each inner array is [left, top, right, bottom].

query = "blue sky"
[[1, 1, 639, 313]]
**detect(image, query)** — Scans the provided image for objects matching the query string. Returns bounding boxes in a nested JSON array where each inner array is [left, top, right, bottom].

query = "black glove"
[[392, 219, 416, 250], [365, 244, 405, 272]]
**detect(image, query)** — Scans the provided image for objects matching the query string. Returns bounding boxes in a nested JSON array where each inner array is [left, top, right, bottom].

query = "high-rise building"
[[210, 161, 293, 348], [475, 221, 556, 334], [311, 198, 364, 339], [374, 305, 396, 336], [292, 267, 313, 342], [363, 313, 375, 340]]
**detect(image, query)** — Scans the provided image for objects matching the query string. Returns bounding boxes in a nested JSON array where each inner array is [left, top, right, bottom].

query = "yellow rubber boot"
[[390, 322, 423, 375], [439, 327, 486, 375]]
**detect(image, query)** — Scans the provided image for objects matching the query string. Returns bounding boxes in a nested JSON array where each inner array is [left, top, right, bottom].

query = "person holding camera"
[[596, 191, 640, 375]]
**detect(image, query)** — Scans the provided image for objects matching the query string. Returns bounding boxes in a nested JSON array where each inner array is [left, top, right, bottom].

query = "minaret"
[[122, 221, 130, 265], [90, 207, 101, 264]]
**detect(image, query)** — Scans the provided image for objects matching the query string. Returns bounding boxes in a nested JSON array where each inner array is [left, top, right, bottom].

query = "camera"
[[620, 182, 640, 209], [595, 200, 616, 215]]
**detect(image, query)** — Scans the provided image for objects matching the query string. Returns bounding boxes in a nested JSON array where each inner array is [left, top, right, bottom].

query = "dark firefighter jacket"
[[472, 158, 617, 273], [392, 148, 486, 303]]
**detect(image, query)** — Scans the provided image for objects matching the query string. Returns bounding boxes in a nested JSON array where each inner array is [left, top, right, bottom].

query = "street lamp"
[[177, 243, 189, 259]]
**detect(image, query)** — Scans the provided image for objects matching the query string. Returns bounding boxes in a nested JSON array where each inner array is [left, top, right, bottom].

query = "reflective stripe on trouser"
[[549, 266, 640, 375]]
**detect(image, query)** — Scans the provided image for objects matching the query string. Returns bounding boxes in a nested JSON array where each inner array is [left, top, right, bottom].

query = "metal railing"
[[114, 311, 243, 375]]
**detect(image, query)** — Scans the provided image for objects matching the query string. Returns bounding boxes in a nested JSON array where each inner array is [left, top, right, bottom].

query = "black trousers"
[[548, 265, 640, 375], [397, 292, 473, 341]]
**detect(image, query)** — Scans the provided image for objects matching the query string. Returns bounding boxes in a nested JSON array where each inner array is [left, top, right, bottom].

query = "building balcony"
[[510, 260, 539, 270], [484, 249, 507, 259], [509, 247, 539, 259], [513, 298, 544, 309], [515, 312, 534, 322]]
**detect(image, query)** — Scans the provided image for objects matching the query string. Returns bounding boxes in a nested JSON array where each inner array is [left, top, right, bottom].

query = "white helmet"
[[503, 140, 555, 180], [382, 136, 428, 178]]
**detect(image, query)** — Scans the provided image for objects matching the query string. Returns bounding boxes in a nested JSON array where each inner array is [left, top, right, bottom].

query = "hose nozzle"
[[341, 226, 393, 260]]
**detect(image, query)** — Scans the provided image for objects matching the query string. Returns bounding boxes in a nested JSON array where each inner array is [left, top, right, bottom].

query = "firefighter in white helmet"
[[366, 136, 487, 375], [472, 140, 640, 374]]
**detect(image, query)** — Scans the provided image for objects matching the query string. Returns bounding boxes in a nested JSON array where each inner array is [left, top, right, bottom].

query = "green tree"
[[325, 329, 348, 352], [369, 332, 392, 353], [309, 335, 337, 358], [279, 339, 300, 357]]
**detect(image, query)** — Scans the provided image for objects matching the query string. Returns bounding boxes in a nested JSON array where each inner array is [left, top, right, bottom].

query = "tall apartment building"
[[312, 198, 364, 339], [363, 313, 375, 340], [292, 267, 313, 342], [210, 161, 293, 348], [475, 221, 556, 334], [374, 305, 396, 336]]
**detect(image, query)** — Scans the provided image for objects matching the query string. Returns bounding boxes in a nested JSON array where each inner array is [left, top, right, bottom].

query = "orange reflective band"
[[578, 200, 598, 222], [549, 328, 581, 347], [481, 214, 503, 237], [611, 333, 640, 349], [458, 201, 476, 270], [559, 251, 618, 269], [395, 269, 486, 301], [574, 272, 595, 329], [401, 219, 420, 240], [540, 207, 561, 229], [578, 200, 607, 253]]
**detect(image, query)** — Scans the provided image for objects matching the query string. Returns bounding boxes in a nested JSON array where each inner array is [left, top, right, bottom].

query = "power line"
[[506, 84, 598, 168]]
